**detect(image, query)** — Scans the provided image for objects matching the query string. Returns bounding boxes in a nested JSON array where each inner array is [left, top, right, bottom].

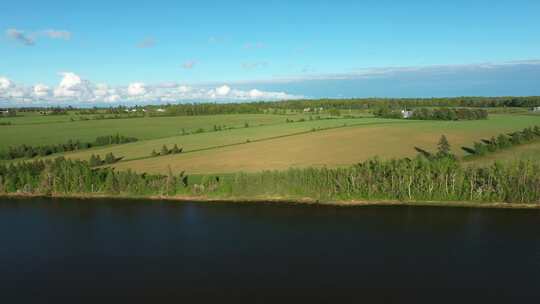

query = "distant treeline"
[[2, 151, 540, 204], [143, 96, 540, 116], [0, 134, 138, 160], [374, 107, 489, 120], [4, 96, 540, 117], [464, 126, 540, 156]]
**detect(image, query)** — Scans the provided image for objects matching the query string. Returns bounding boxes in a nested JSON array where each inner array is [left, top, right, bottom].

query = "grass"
[[0, 113, 307, 149], [110, 114, 540, 174], [33, 117, 405, 163], [4, 113, 540, 174], [464, 141, 540, 166]]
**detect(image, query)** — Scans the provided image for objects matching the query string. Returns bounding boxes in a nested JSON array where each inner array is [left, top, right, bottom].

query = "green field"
[[3, 111, 540, 174]]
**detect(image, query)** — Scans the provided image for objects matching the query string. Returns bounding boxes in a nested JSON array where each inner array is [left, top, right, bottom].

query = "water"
[[1, 197, 539, 302]]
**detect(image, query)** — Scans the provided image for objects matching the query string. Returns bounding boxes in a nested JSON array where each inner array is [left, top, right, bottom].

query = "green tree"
[[171, 144, 181, 154], [104, 152, 116, 164], [160, 145, 170, 156], [437, 135, 452, 158], [104, 170, 117, 193]]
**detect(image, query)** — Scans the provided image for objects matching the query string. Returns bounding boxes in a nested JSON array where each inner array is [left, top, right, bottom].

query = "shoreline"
[[1, 192, 539, 210]]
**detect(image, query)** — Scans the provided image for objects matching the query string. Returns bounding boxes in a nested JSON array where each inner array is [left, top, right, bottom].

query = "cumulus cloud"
[[5, 28, 35, 46], [33, 84, 50, 97], [216, 85, 231, 96], [53, 72, 94, 100], [127, 82, 147, 96], [0, 73, 301, 106], [0, 77, 14, 90], [182, 60, 197, 69]]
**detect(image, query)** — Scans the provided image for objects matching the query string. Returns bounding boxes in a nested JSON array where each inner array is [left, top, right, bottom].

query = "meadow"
[[3, 110, 540, 174]]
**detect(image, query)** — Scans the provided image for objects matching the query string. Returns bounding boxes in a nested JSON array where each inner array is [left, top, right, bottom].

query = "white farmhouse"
[[401, 110, 414, 119]]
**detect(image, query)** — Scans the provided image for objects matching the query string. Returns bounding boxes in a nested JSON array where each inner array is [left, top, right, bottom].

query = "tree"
[[171, 144, 181, 154], [151, 149, 158, 157], [89, 154, 101, 167], [437, 135, 452, 158], [329, 108, 341, 116], [160, 145, 170, 156], [104, 152, 116, 164], [104, 170, 117, 193]]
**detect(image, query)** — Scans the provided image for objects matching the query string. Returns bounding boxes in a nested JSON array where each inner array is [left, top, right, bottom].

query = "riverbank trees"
[[1, 153, 539, 204]]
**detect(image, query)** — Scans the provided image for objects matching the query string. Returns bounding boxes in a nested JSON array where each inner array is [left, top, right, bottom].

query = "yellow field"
[[110, 114, 540, 174]]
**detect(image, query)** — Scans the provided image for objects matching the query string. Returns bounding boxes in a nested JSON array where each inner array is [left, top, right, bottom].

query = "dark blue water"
[[1, 198, 539, 302]]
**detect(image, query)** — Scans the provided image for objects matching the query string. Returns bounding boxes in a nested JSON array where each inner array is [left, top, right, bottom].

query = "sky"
[[1, 0, 540, 106]]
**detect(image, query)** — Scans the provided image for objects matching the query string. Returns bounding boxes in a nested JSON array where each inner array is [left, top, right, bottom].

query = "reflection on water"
[[1, 198, 539, 302]]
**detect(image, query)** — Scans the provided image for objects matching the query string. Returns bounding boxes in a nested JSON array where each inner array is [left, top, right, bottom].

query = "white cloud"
[[0, 73, 302, 106], [53, 72, 92, 99], [0, 77, 14, 90], [248, 89, 263, 98], [216, 85, 231, 96], [127, 82, 147, 96], [33, 84, 50, 97], [43, 30, 71, 40], [178, 85, 191, 93]]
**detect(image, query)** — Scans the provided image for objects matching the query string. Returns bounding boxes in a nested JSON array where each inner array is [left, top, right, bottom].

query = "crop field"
[[3, 112, 540, 174], [109, 114, 540, 173], [0, 113, 306, 149]]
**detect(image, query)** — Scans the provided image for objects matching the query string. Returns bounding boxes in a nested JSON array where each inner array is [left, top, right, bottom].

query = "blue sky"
[[1, 0, 540, 105]]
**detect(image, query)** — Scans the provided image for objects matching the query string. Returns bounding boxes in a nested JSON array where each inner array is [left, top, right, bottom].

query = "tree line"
[[0, 134, 138, 160], [2, 143, 540, 204], [463, 126, 540, 156], [151, 144, 183, 157], [5, 96, 540, 118], [374, 107, 488, 120]]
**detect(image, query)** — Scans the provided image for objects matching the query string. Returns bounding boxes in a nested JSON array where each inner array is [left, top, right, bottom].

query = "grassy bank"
[[2, 192, 539, 210]]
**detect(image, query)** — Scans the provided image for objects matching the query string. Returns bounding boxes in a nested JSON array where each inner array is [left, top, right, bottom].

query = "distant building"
[[303, 107, 311, 112], [532, 107, 540, 112], [1, 109, 16, 117], [156, 108, 166, 113], [401, 110, 414, 119]]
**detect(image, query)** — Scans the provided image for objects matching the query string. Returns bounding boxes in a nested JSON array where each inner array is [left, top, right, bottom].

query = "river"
[[1, 197, 539, 302]]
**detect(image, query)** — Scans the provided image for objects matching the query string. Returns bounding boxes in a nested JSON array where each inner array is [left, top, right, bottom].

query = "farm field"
[[3, 112, 540, 174], [36, 117, 402, 162], [0, 113, 308, 149], [110, 114, 540, 174]]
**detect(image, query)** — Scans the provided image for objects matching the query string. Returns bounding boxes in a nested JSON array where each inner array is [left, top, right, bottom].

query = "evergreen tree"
[[437, 135, 452, 158], [104, 170, 117, 193], [171, 144, 181, 154], [89, 154, 101, 167], [104, 152, 116, 164], [160, 145, 170, 156]]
